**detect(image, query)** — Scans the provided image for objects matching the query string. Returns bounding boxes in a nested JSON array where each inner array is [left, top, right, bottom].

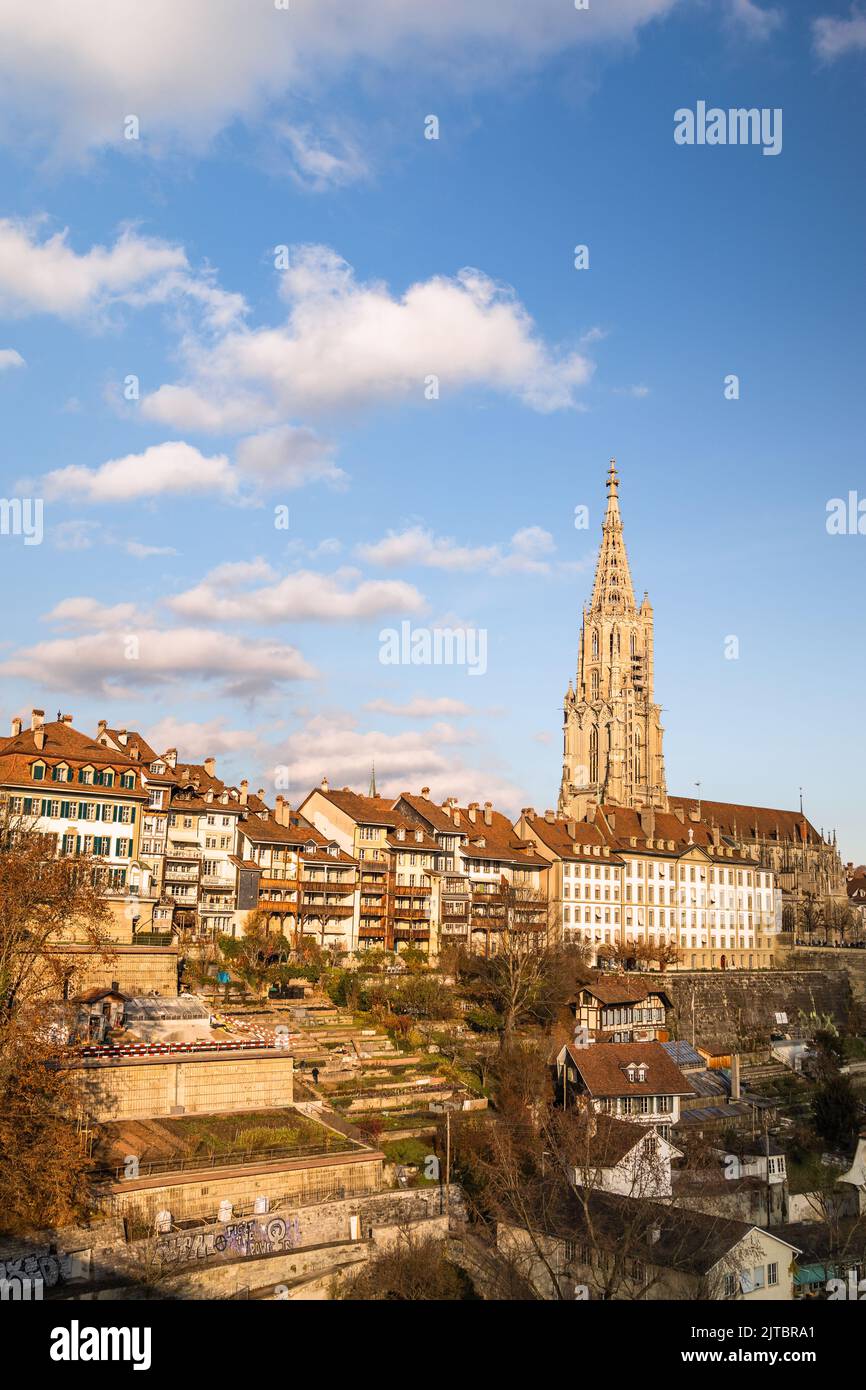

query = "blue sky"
[[0, 0, 864, 857]]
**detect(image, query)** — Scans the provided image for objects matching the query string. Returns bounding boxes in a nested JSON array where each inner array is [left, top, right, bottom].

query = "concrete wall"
[[783, 948, 866, 1010], [49, 944, 179, 998], [96, 1153, 385, 1228], [635, 968, 852, 1050], [75, 1050, 293, 1121]]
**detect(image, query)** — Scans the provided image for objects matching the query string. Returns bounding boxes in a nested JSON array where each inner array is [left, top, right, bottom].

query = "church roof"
[[668, 796, 824, 847]]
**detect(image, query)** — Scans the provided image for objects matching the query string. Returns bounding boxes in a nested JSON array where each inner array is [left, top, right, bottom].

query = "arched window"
[[630, 632, 637, 656], [591, 670, 599, 700], [634, 730, 643, 783], [591, 629, 599, 658], [589, 728, 599, 783]]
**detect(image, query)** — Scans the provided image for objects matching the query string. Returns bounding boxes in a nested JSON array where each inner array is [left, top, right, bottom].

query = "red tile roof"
[[561, 1040, 693, 1098]]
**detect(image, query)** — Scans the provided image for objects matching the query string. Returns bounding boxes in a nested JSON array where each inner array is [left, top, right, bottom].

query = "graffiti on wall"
[[156, 1215, 301, 1265]]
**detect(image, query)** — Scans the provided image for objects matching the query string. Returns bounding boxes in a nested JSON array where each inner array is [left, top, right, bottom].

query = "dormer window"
[[415, 830, 423, 843], [120, 772, 135, 789], [51, 763, 72, 783], [150, 761, 165, 774], [636, 1064, 648, 1083], [305, 841, 317, 854], [78, 767, 94, 785], [31, 761, 46, 781], [396, 828, 406, 841]]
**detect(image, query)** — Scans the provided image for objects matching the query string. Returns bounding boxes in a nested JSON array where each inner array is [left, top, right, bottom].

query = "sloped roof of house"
[[0, 718, 147, 793], [578, 975, 671, 1008], [509, 1187, 801, 1277], [561, 1040, 694, 1098]]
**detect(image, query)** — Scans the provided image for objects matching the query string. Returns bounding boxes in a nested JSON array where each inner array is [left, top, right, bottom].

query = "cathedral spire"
[[588, 459, 637, 615]]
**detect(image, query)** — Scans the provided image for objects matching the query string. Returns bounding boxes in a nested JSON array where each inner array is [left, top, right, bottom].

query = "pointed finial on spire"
[[799, 786, 804, 815], [607, 457, 619, 493], [368, 762, 378, 798]]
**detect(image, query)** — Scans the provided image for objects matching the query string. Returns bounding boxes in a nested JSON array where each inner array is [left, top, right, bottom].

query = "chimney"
[[321, 777, 329, 791], [129, 741, 140, 760], [164, 747, 177, 769], [275, 795, 286, 826], [240, 779, 248, 806], [689, 807, 701, 823], [483, 802, 493, 827], [566, 820, 577, 838], [639, 808, 655, 838], [452, 808, 462, 826], [544, 809, 555, 824], [62, 713, 74, 725], [31, 709, 44, 732], [204, 756, 216, 780], [731, 1054, 741, 1101], [97, 719, 108, 733], [257, 788, 265, 801], [673, 805, 686, 824], [117, 729, 128, 746], [608, 812, 616, 830], [468, 803, 478, 823], [34, 728, 45, 751], [420, 786, 430, 797], [10, 716, 21, 736], [521, 807, 535, 819], [181, 769, 190, 783]]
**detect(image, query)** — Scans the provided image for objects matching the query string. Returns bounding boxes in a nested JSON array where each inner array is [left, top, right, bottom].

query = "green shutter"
[[23, 797, 33, 813], [60, 801, 70, 818], [130, 806, 136, 823]]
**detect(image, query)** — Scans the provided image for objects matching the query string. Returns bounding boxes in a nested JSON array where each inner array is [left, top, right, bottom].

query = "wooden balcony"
[[394, 925, 429, 940]]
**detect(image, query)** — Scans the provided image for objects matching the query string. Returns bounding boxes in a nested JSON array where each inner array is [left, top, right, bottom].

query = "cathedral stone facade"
[[558, 461, 846, 923], [559, 461, 667, 820]]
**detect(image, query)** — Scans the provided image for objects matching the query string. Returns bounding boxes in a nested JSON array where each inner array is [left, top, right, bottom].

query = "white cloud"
[[0, 625, 316, 696], [236, 425, 347, 489], [40, 441, 236, 503], [144, 716, 262, 760], [0, 219, 242, 325], [44, 597, 146, 628], [282, 711, 524, 810], [359, 523, 558, 575], [813, 6, 866, 59], [0, 1, 678, 159], [167, 559, 426, 624], [125, 540, 178, 559], [726, 0, 783, 41], [0, 347, 24, 370], [50, 519, 101, 551], [272, 122, 369, 191], [143, 245, 594, 428], [365, 696, 474, 717]]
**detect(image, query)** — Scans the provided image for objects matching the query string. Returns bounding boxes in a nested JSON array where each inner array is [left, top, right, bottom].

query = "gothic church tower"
[[558, 460, 667, 818]]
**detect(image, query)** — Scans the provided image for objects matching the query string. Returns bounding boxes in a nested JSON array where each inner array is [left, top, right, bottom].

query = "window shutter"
[[130, 806, 136, 823], [41, 798, 49, 815], [76, 836, 81, 853], [113, 805, 120, 822], [23, 797, 33, 813], [61, 801, 70, 818]]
